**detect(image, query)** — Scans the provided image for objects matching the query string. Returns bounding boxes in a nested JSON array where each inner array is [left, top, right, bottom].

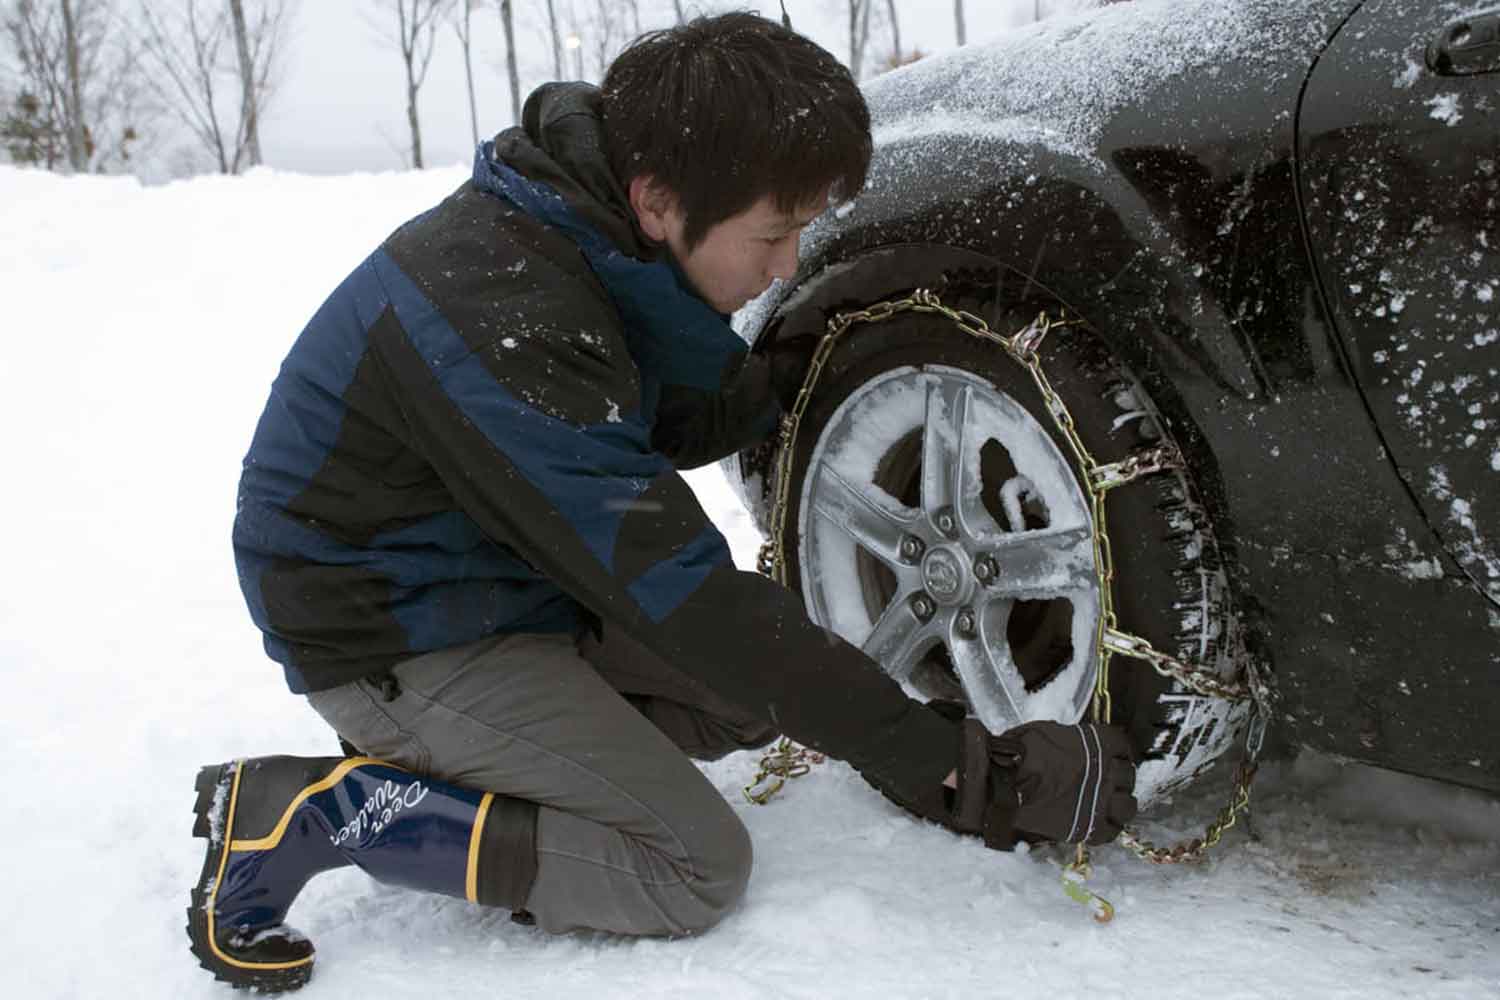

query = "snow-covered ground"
[[3, 164, 1498, 1000]]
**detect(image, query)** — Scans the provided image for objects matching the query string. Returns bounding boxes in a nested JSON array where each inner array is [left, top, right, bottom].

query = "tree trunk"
[[859, 0, 872, 74], [848, 1, 857, 79], [500, 0, 521, 127], [886, 0, 901, 62], [459, 2, 478, 146], [954, 0, 966, 46], [461, 40, 477, 147], [407, 80, 423, 168], [227, 0, 261, 166], [673, 0, 685, 25], [60, 0, 87, 170], [545, 0, 562, 79], [849, 0, 872, 81]]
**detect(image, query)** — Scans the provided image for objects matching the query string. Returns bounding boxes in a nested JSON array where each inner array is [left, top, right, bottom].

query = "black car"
[[727, 0, 1499, 808]]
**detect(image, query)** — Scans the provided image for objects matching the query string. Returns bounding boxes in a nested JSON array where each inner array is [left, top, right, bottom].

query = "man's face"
[[634, 182, 828, 315]]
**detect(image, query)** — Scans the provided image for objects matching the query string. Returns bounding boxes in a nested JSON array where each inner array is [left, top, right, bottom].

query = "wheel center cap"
[[921, 547, 971, 605]]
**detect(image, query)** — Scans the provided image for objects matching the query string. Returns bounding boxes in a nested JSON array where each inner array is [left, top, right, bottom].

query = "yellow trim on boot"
[[230, 756, 393, 852], [205, 761, 315, 973], [466, 792, 496, 903]]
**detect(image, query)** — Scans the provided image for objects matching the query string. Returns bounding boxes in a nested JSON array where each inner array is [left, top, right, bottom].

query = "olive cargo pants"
[[304, 628, 777, 937]]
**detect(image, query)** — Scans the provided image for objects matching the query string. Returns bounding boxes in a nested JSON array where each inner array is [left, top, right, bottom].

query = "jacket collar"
[[473, 85, 747, 395]]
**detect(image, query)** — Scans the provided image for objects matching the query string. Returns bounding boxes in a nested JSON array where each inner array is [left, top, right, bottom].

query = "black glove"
[[764, 334, 821, 410], [949, 714, 1138, 849]]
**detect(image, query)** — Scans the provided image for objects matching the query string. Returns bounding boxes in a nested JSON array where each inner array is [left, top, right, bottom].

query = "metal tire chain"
[[743, 288, 1274, 870]]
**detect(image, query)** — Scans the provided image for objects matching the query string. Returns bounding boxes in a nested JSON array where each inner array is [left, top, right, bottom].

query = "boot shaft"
[[213, 757, 493, 931]]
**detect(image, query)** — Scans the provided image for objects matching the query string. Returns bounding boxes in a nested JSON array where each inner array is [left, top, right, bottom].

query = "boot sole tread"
[[186, 762, 314, 993]]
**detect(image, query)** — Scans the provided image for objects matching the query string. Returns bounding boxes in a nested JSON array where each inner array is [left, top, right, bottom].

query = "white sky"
[[258, 0, 1064, 175]]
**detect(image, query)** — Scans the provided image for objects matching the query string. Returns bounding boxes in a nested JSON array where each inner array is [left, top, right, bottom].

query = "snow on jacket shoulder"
[[233, 83, 958, 810]]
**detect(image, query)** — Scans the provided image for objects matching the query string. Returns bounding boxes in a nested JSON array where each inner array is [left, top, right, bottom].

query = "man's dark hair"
[[601, 12, 871, 251]]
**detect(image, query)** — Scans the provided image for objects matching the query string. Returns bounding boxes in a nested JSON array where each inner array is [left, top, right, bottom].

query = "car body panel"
[[730, 0, 1500, 792], [1299, 0, 1500, 606]]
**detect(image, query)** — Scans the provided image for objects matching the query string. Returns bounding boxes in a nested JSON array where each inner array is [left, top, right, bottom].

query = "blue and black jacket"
[[234, 84, 956, 809]]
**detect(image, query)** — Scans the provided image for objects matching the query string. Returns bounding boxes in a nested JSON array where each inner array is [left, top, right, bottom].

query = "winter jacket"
[[233, 83, 957, 810]]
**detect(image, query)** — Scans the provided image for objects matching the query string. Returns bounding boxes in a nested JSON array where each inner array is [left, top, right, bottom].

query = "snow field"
[[1, 164, 1497, 999]]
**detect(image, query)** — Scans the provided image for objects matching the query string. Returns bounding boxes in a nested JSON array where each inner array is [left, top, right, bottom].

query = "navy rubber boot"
[[187, 756, 538, 992]]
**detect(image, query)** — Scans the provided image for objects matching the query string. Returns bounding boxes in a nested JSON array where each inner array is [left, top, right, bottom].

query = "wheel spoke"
[[980, 525, 1097, 599], [947, 600, 1031, 732], [996, 474, 1037, 534], [811, 464, 920, 572], [921, 378, 972, 525], [861, 597, 938, 683]]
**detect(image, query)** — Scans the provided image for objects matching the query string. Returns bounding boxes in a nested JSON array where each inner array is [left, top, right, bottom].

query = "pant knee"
[[665, 804, 753, 933]]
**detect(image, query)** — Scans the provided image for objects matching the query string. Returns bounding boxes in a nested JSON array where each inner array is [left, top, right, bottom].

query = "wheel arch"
[[736, 137, 1258, 540]]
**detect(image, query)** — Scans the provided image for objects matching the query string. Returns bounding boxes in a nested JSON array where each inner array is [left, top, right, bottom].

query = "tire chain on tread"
[[744, 289, 1275, 867]]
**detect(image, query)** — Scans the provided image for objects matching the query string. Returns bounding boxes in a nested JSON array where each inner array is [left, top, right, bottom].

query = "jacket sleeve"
[[650, 352, 781, 470], [366, 251, 957, 812]]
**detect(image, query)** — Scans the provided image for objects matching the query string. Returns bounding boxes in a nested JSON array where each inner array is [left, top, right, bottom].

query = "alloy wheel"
[[798, 365, 1102, 733]]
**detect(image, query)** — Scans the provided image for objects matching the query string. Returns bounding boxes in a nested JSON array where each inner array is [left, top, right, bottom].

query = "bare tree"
[[225, 0, 287, 169], [558, 0, 630, 83], [226, 0, 257, 163], [954, 0, 966, 46], [587, 0, 616, 79], [60, 0, 84, 163], [368, 0, 452, 170], [138, 1, 234, 173], [450, 0, 477, 146], [884, 0, 900, 63], [671, 0, 683, 25], [497, 0, 519, 126], [846, 0, 872, 82], [138, 0, 284, 174], [542, 0, 560, 79], [3, 0, 142, 171]]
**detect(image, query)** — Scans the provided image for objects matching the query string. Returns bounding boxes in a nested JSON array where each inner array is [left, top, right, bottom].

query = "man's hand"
[[949, 713, 1138, 849], [1007, 719, 1138, 845]]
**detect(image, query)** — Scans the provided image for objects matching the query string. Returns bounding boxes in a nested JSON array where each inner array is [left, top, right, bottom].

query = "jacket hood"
[[489, 83, 656, 261]]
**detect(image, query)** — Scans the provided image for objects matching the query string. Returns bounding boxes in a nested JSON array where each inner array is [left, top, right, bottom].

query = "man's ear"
[[629, 175, 676, 244]]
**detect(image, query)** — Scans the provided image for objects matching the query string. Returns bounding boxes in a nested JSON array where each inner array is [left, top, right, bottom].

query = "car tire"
[[772, 287, 1250, 806]]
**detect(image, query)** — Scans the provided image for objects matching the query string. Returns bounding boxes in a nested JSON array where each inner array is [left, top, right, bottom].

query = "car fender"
[[734, 134, 1262, 533]]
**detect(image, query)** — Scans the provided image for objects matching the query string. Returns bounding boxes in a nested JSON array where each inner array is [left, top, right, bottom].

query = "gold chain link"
[[748, 289, 1272, 870], [743, 738, 827, 805]]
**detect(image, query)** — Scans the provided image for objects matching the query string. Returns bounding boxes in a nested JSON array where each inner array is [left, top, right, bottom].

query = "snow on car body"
[[729, 0, 1500, 805]]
